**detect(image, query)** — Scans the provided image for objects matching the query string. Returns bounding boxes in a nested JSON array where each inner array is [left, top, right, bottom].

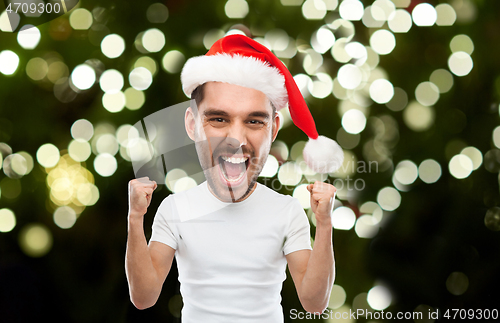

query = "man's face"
[[185, 82, 280, 203]]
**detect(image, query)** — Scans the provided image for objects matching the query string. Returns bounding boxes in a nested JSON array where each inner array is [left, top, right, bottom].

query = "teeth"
[[221, 156, 248, 164]]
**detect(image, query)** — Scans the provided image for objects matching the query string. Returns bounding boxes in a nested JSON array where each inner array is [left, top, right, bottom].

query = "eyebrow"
[[203, 109, 230, 117], [247, 111, 270, 119], [203, 108, 270, 119]]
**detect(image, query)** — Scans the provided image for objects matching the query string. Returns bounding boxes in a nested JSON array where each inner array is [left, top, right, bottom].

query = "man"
[[126, 34, 344, 322]]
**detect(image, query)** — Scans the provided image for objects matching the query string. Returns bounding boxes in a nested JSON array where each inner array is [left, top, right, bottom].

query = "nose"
[[225, 123, 247, 148]]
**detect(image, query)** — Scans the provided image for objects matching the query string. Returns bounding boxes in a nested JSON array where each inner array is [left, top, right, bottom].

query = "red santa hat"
[[181, 34, 344, 174]]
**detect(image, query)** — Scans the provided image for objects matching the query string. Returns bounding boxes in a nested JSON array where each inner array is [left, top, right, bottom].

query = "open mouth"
[[218, 155, 249, 185]]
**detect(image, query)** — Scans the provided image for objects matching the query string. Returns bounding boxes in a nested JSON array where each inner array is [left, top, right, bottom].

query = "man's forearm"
[[125, 215, 162, 309], [299, 223, 335, 313]]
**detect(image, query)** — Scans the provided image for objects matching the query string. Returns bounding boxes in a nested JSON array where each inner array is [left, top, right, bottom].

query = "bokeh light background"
[[1, 0, 500, 322]]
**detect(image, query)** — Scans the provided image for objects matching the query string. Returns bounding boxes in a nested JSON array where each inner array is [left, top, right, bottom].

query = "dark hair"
[[190, 83, 206, 115], [190, 82, 277, 118]]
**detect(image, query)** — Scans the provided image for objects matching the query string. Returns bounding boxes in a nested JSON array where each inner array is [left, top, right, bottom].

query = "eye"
[[209, 118, 225, 123], [248, 120, 264, 125], [206, 117, 228, 128]]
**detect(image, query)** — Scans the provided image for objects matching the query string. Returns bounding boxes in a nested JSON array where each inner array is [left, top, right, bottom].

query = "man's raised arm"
[[125, 177, 175, 310], [286, 181, 336, 314]]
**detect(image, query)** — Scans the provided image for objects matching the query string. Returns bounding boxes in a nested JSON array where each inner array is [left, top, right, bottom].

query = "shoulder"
[[255, 184, 308, 229], [155, 194, 173, 216], [169, 181, 206, 201], [157, 182, 205, 210], [256, 182, 301, 208]]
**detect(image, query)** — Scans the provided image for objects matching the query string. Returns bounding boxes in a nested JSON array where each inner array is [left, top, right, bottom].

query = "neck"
[[207, 181, 257, 203]]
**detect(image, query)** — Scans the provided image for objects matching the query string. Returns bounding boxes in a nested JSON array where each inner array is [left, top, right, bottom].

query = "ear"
[[271, 112, 280, 142], [185, 107, 196, 141]]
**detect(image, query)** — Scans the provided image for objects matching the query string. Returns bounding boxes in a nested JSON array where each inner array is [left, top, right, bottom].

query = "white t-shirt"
[[150, 181, 312, 323]]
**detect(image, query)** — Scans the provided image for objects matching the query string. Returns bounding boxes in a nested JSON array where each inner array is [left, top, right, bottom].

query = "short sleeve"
[[149, 197, 178, 250], [283, 199, 312, 255]]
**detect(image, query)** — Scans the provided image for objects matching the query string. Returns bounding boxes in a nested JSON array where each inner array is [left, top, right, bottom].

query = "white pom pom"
[[303, 136, 344, 174]]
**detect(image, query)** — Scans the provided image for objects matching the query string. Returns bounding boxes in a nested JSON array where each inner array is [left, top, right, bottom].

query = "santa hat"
[[181, 34, 344, 174]]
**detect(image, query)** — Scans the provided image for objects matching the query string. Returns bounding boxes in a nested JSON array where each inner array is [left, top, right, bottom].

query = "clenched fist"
[[307, 181, 336, 226], [128, 177, 157, 220]]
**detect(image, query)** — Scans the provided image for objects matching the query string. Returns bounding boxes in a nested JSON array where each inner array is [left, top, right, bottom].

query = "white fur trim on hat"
[[181, 53, 288, 110], [303, 135, 345, 174]]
